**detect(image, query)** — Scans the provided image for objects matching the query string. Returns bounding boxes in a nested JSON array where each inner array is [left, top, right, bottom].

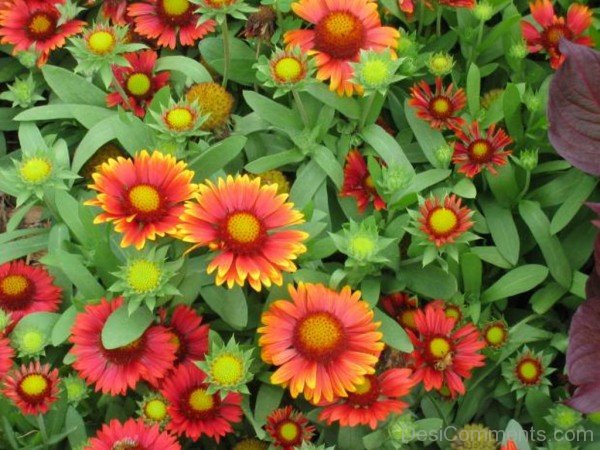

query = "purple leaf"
[[548, 40, 600, 176]]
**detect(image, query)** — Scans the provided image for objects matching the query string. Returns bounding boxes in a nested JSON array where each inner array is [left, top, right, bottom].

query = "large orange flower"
[[258, 283, 384, 403], [285, 0, 399, 96], [85, 150, 196, 250], [178, 175, 308, 291]]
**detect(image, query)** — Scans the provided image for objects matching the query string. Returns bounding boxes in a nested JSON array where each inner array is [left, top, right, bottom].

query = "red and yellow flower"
[[521, 0, 593, 69], [452, 122, 513, 178], [2, 361, 59, 415], [340, 149, 386, 213], [0, 0, 85, 66], [380, 292, 419, 331], [85, 150, 196, 250], [285, 0, 399, 96], [514, 353, 544, 386], [99, 0, 131, 25], [418, 195, 474, 248], [265, 406, 315, 450], [319, 368, 416, 429], [0, 260, 62, 326], [70, 297, 177, 395], [85, 418, 181, 450], [0, 336, 14, 381], [407, 304, 486, 398], [482, 321, 509, 349], [409, 77, 467, 131], [178, 175, 308, 291], [166, 304, 210, 368], [106, 50, 170, 117], [398, 0, 475, 19], [128, 0, 216, 49], [161, 364, 243, 442], [258, 283, 384, 403]]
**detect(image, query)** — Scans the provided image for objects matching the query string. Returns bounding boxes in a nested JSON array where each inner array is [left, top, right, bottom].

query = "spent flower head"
[[0, 74, 45, 108]]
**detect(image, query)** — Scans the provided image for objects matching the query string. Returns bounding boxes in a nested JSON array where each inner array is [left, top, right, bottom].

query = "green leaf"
[[502, 419, 532, 450], [313, 145, 343, 189], [401, 264, 458, 299], [0, 231, 49, 264], [479, 196, 520, 265], [66, 406, 87, 448], [51, 306, 78, 346], [519, 200, 572, 288], [41, 250, 105, 299], [243, 91, 303, 131], [245, 149, 304, 173], [485, 163, 520, 207], [15, 105, 114, 130], [199, 37, 256, 85], [189, 135, 247, 180], [481, 264, 548, 303], [54, 190, 92, 246], [461, 252, 482, 296], [452, 178, 477, 198], [503, 83, 523, 140], [304, 83, 360, 119], [550, 176, 597, 235], [155, 56, 213, 83], [360, 124, 415, 174], [11, 312, 60, 337], [254, 383, 284, 427], [42, 65, 106, 106], [201, 285, 248, 329], [289, 160, 327, 209], [466, 64, 481, 116], [18, 122, 46, 152], [530, 282, 567, 314], [374, 308, 413, 352], [404, 99, 447, 167], [101, 305, 154, 349]]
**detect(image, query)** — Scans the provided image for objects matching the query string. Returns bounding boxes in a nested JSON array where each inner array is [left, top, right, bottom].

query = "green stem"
[[436, 7, 443, 37], [37, 414, 48, 448], [221, 17, 231, 87], [292, 90, 309, 127], [516, 170, 531, 201], [467, 21, 484, 69], [111, 71, 134, 112], [417, 1, 425, 35], [358, 94, 376, 131]]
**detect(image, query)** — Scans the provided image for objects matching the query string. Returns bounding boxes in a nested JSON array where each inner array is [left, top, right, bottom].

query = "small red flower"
[[128, 0, 216, 49], [340, 149, 386, 213], [429, 299, 463, 323], [167, 304, 210, 368], [319, 368, 416, 429], [381, 292, 419, 331], [452, 122, 512, 178], [409, 77, 467, 131], [521, 0, 593, 69], [265, 406, 315, 450], [3, 361, 59, 415], [100, 0, 131, 25], [106, 50, 170, 117], [501, 439, 518, 450], [0, 0, 85, 66], [0, 336, 14, 381], [85, 418, 181, 450], [407, 304, 486, 398], [418, 194, 474, 248], [161, 364, 243, 442]]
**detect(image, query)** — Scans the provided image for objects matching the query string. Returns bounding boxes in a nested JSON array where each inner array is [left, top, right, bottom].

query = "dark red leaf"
[[548, 40, 600, 176]]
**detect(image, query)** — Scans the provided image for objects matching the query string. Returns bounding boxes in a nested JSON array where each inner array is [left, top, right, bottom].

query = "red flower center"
[[276, 420, 302, 445], [26, 12, 57, 41], [156, 0, 194, 26], [17, 373, 50, 405], [126, 184, 166, 221], [184, 386, 219, 419], [467, 139, 493, 163], [314, 11, 365, 60], [428, 96, 454, 119], [293, 311, 346, 362], [542, 24, 572, 48], [516, 356, 543, 385], [111, 439, 144, 450], [346, 374, 380, 407], [220, 211, 266, 254], [0, 274, 34, 311], [103, 336, 146, 365]]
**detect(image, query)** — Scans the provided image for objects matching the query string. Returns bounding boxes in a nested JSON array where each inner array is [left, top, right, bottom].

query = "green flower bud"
[[509, 41, 528, 59], [380, 165, 412, 194], [435, 144, 454, 167], [13, 326, 48, 358], [546, 405, 582, 431], [519, 149, 538, 171], [389, 414, 417, 444], [63, 375, 89, 404], [427, 52, 455, 76], [523, 91, 541, 112], [16, 50, 39, 68], [473, 2, 494, 22]]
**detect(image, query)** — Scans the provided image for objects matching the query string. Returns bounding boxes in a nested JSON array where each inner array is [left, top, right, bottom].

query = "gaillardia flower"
[[2, 361, 59, 415], [161, 364, 243, 442], [258, 283, 384, 403], [185, 82, 234, 131], [417, 194, 474, 248], [265, 406, 315, 450], [340, 149, 386, 213], [85, 418, 181, 450], [249, 170, 291, 196], [106, 50, 170, 117], [381, 292, 419, 331], [178, 175, 308, 291], [482, 321, 509, 349], [85, 150, 196, 250], [0, 336, 14, 381], [521, 0, 593, 69], [255, 47, 313, 98], [138, 393, 170, 427], [285, 0, 399, 96], [409, 78, 467, 131], [407, 304, 486, 398], [0, 260, 62, 326], [319, 368, 416, 429], [128, 0, 216, 48], [453, 122, 513, 178], [503, 346, 553, 398], [0, 0, 85, 66], [70, 297, 177, 395], [98, 0, 131, 25], [165, 304, 209, 368]]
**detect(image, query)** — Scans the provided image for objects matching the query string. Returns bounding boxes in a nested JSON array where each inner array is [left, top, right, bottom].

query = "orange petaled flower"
[[340, 149, 386, 213], [318, 368, 416, 429], [258, 283, 384, 403], [166, 304, 210, 369], [409, 78, 467, 131], [85, 418, 181, 450], [128, 0, 216, 49], [0, 260, 62, 327], [265, 406, 315, 450], [85, 150, 196, 250], [285, 0, 399, 96], [418, 195, 474, 248], [2, 361, 59, 415], [452, 122, 513, 178], [0, 336, 14, 381], [99, 0, 131, 25], [0, 0, 85, 66], [380, 292, 419, 331], [178, 175, 308, 291], [501, 439, 518, 450], [407, 304, 486, 398], [521, 0, 593, 69], [106, 50, 170, 118]]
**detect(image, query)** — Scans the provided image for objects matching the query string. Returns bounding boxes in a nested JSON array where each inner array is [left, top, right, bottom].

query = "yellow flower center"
[[324, 12, 356, 38], [20, 374, 48, 396], [66, 380, 84, 400], [165, 107, 194, 131], [315, 11, 364, 59], [127, 260, 161, 293], [1, 275, 29, 296], [145, 399, 168, 421], [20, 330, 45, 353], [20, 157, 53, 184], [429, 337, 451, 359], [353, 376, 372, 395], [517, 359, 541, 383], [28, 13, 53, 36], [444, 305, 461, 321], [471, 141, 490, 158], [361, 59, 389, 87], [126, 73, 151, 97], [485, 324, 506, 346], [296, 312, 344, 358], [431, 97, 451, 115], [128, 185, 161, 213], [545, 25, 567, 45], [364, 175, 375, 189], [162, 0, 190, 16], [400, 310, 417, 329], [279, 421, 300, 443], [226, 212, 261, 244], [211, 353, 244, 386], [428, 208, 458, 235], [87, 30, 116, 55], [274, 56, 303, 83], [188, 388, 214, 412], [431, 56, 450, 71]]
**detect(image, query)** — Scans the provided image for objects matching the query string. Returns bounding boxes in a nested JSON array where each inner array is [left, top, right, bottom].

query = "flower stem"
[[221, 17, 231, 88], [37, 414, 48, 448], [292, 90, 309, 127], [436, 7, 443, 36], [467, 21, 484, 69], [111, 71, 134, 112], [359, 94, 376, 131], [417, 1, 425, 35]]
